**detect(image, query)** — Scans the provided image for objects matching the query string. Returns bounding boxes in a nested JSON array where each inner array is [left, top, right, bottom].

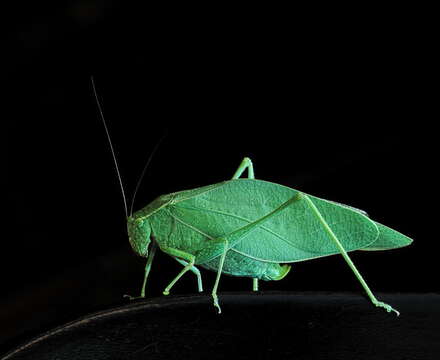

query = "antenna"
[[91, 77, 129, 218], [130, 131, 167, 215]]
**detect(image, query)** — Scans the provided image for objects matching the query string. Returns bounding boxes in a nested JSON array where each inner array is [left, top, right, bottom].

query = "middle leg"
[[160, 246, 197, 296], [173, 257, 203, 292]]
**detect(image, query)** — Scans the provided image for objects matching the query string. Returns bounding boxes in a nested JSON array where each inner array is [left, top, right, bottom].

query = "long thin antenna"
[[130, 131, 167, 215], [91, 76, 129, 218]]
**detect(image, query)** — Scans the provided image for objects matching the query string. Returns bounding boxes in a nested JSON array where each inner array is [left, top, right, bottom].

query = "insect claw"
[[374, 300, 400, 316], [212, 294, 222, 314], [389, 307, 400, 316]]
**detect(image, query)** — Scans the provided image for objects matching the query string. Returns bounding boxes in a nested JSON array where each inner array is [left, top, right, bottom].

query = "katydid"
[[125, 157, 413, 315], [92, 81, 413, 316]]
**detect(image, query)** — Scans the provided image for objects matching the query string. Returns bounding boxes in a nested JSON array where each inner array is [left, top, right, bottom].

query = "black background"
[[4, 1, 435, 353]]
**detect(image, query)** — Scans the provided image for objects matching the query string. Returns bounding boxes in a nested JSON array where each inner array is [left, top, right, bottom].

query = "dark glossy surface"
[[2, 292, 439, 360]]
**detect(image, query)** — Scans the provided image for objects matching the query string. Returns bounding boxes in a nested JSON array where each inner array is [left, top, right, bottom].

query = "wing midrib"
[[171, 203, 349, 256]]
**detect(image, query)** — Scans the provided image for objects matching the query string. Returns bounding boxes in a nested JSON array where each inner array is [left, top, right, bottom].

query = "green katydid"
[[92, 80, 413, 316]]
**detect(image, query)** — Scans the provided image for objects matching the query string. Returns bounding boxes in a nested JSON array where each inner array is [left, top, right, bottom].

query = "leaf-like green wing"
[[360, 222, 413, 251], [167, 179, 380, 263], [327, 201, 413, 251]]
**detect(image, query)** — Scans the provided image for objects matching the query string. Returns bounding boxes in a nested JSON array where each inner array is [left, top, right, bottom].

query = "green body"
[[126, 158, 412, 314]]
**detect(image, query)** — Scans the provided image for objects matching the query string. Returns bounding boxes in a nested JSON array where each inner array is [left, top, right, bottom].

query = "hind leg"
[[232, 157, 254, 179], [302, 194, 400, 316], [232, 157, 258, 290]]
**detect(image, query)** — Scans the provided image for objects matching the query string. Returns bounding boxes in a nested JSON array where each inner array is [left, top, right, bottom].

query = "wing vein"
[[164, 208, 214, 240], [173, 204, 324, 252]]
